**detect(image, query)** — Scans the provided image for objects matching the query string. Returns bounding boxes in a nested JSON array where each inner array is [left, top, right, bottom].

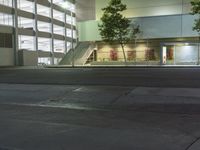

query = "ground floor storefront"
[[162, 43, 198, 65], [90, 37, 200, 66]]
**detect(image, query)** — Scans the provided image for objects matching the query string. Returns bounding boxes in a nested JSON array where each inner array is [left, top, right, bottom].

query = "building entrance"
[[162, 43, 199, 65]]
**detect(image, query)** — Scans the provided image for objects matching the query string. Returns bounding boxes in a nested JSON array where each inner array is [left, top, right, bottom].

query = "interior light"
[[185, 43, 189, 46], [61, 1, 67, 9]]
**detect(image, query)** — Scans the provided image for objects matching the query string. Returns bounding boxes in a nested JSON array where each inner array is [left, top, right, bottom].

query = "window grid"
[[0, 0, 76, 65]]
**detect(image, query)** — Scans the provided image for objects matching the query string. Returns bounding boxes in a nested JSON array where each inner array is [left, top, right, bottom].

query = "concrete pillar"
[[71, 11, 74, 67], [34, 0, 39, 65], [13, 0, 19, 66], [50, 0, 54, 65]]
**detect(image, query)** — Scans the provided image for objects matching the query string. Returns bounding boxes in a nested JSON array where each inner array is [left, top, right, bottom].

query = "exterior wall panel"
[[78, 14, 199, 41], [0, 48, 14, 66], [96, 0, 191, 20], [0, 25, 13, 33]]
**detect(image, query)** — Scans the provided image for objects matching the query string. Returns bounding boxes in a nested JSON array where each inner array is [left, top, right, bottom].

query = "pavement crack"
[[185, 137, 200, 150], [109, 88, 133, 105]]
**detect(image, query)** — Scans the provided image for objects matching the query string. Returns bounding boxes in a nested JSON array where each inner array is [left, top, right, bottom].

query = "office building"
[[76, 0, 200, 66], [0, 0, 199, 66], [0, 0, 76, 66]]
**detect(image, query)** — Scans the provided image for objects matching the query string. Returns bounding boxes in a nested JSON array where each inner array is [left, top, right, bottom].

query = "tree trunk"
[[120, 43, 127, 65], [134, 39, 137, 64], [198, 35, 200, 65]]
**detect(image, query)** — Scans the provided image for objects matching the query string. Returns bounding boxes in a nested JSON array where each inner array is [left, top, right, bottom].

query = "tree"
[[191, 0, 200, 64], [191, 0, 200, 32], [98, 0, 140, 63]]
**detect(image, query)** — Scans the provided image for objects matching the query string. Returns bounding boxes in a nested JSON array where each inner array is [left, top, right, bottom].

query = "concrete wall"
[[78, 20, 101, 41], [96, 0, 191, 20], [0, 25, 14, 66], [76, 0, 96, 21], [78, 14, 199, 41], [135, 14, 198, 39], [0, 25, 13, 33], [0, 48, 14, 66]]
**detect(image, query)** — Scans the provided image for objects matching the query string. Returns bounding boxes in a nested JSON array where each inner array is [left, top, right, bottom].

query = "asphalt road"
[[0, 67, 200, 150], [0, 67, 200, 87]]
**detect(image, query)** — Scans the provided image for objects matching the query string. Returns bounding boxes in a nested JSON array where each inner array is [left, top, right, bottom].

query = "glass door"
[[162, 43, 199, 65]]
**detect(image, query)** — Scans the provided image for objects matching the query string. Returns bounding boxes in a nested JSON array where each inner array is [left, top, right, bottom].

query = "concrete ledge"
[[45, 65, 200, 69]]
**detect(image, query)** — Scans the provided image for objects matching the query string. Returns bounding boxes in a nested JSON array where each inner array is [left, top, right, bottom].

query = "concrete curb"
[[45, 65, 200, 69]]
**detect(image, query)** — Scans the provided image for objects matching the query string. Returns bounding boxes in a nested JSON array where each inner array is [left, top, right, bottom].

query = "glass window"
[[0, 0, 12, 7], [54, 39, 65, 53], [54, 25, 65, 36], [62, 1, 75, 13], [38, 21, 51, 33], [52, 0, 63, 6], [37, 4, 51, 18], [38, 37, 51, 52], [66, 14, 71, 24], [0, 13, 13, 26], [72, 17, 76, 26], [66, 28, 72, 38], [18, 16, 34, 29], [18, 0, 34, 13], [38, 57, 51, 65], [175, 45, 198, 65], [66, 14, 76, 25], [18, 35, 35, 51], [53, 9, 64, 22], [54, 57, 62, 65], [53, 0, 75, 13], [66, 42, 71, 52], [73, 30, 77, 39]]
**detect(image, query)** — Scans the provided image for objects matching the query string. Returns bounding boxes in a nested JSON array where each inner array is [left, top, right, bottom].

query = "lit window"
[[18, 0, 34, 13], [38, 21, 51, 33], [66, 14, 76, 25], [38, 38, 51, 52], [18, 35, 35, 51], [66, 42, 71, 52], [37, 4, 51, 18], [0, 0, 12, 7], [0, 13, 13, 26], [66, 28, 72, 38], [54, 57, 62, 65], [54, 39, 65, 53], [53, 9, 64, 22], [54, 25, 65, 36], [18, 16, 34, 29], [62, 1, 75, 13], [52, 0, 75, 13], [73, 30, 77, 39], [38, 57, 51, 65]]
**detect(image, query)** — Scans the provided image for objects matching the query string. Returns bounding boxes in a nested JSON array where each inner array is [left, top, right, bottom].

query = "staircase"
[[59, 42, 96, 66]]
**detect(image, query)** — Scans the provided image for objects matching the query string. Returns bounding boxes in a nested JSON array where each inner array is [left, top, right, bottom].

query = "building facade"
[[0, 0, 76, 66], [78, 0, 200, 66], [1, 0, 200, 66]]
